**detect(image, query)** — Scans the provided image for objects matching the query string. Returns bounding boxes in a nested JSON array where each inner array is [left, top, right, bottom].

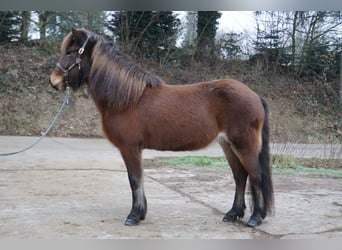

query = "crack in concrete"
[[146, 174, 281, 239]]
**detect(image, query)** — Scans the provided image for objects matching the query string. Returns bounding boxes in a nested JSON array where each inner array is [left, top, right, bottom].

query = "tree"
[[77, 11, 107, 34], [194, 11, 221, 63], [340, 51, 342, 104], [294, 11, 342, 79], [181, 11, 197, 48], [107, 11, 180, 62], [290, 11, 301, 73], [36, 11, 53, 40], [30, 11, 108, 41], [217, 32, 243, 60], [0, 11, 21, 42], [253, 11, 291, 73], [20, 11, 31, 43]]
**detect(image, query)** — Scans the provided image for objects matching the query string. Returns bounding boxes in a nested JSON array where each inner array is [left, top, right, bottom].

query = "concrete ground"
[[0, 136, 341, 238]]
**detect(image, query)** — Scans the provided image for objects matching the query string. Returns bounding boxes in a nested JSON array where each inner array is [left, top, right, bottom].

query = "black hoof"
[[247, 217, 262, 227], [223, 213, 237, 222], [223, 208, 244, 222], [124, 218, 140, 226]]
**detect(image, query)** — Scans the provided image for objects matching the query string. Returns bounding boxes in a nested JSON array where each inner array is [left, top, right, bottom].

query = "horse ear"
[[71, 27, 79, 38], [71, 27, 88, 42]]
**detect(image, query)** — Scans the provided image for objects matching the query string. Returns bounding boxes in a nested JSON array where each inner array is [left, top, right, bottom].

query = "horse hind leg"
[[244, 148, 274, 227], [222, 130, 271, 227], [246, 163, 265, 227], [219, 137, 248, 223], [120, 146, 147, 226], [238, 120, 273, 226], [239, 152, 269, 227]]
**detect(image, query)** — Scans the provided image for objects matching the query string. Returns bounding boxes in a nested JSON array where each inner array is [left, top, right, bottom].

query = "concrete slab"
[[0, 136, 341, 238]]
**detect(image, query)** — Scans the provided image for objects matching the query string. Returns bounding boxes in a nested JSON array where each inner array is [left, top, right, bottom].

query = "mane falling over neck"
[[88, 36, 164, 112]]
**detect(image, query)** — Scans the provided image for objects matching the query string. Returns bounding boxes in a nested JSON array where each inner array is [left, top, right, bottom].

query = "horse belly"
[[140, 83, 222, 151], [143, 114, 220, 151]]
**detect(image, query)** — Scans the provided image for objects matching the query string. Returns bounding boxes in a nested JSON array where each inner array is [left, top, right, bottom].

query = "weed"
[[19, 120, 28, 129], [271, 154, 296, 168]]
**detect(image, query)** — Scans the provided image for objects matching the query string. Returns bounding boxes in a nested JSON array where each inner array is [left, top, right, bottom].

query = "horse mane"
[[86, 32, 164, 111]]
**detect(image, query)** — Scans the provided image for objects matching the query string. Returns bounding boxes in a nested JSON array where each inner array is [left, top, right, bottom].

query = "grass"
[[272, 164, 342, 178], [271, 154, 342, 178], [158, 155, 342, 178], [19, 119, 28, 129], [158, 156, 228, 170]]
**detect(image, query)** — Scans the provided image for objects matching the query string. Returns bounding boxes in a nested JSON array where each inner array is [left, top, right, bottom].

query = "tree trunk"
[[297, 12, 319, 77], [38, 11, 50, 40], [291, 11, 298, 74], [20, 11, 30, 43]]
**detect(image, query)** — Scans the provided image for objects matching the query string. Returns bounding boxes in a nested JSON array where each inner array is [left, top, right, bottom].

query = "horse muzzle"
[[49, 70, 66, 91]]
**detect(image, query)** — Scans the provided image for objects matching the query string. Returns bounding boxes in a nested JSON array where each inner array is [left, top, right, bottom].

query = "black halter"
[[56, 36, 90, 86]]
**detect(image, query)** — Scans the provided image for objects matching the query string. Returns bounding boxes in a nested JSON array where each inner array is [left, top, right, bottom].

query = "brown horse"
[[50, 28, 274, 227]]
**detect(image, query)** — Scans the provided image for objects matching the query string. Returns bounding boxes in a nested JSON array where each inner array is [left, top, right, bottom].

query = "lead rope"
[[0, 87, 71, 156]]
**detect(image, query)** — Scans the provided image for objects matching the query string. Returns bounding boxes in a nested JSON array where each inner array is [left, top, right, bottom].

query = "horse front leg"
[[120, 146, 147, 226]]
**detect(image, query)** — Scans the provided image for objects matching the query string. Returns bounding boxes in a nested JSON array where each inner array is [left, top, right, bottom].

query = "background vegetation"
[[0, 11, 341, 144]]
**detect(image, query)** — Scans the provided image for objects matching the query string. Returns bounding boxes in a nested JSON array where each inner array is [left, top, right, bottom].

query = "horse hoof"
[[223, 208, 244, 222], [247, 217, 262, 227], [222, 213, 237, 222], [124, 218, 139, 226]]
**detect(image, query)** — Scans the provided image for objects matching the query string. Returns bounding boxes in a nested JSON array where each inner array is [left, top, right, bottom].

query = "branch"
[[312, 21, 342, 41]]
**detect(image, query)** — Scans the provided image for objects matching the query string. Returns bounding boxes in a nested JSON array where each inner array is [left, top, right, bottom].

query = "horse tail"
[[259, 97, 274, 218]]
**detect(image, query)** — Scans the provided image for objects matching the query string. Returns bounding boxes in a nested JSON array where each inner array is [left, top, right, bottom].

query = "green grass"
[[19, 119, 28, 129], [157, 155, 342, 178], [271, 154, 342, 178], [158, 156, 227, 170], [272, 164, 342, 178]]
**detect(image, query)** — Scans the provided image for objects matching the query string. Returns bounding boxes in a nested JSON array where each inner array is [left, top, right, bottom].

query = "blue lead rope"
[[0, 89, 70, 156]]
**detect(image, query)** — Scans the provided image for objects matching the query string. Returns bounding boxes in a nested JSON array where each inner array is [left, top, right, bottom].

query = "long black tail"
[[259, 97, 274, 218]]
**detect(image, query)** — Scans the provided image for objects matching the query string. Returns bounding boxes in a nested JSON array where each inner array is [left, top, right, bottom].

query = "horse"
[[50, 28, 274, 228]]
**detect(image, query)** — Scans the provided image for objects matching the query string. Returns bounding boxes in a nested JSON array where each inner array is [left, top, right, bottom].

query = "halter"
[[56, 35, 91, 86]]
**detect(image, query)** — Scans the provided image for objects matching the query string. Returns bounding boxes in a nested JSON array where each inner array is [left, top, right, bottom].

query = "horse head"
[[50, 28, 95, 91]]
